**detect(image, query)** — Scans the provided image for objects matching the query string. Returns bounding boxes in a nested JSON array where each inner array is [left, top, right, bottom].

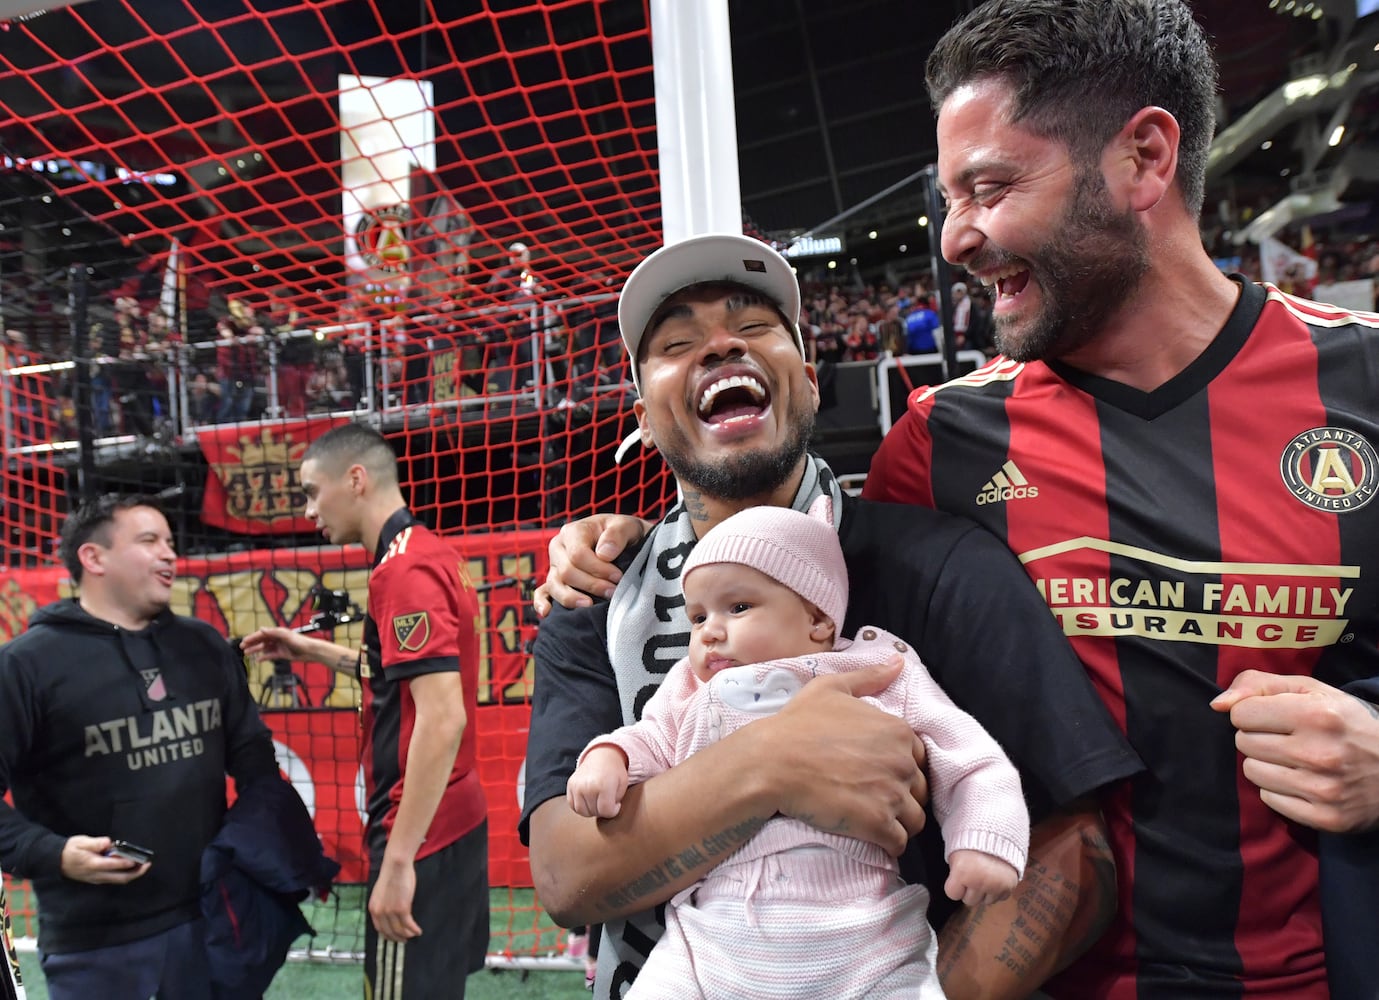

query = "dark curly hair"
[[926, 0, 1218, 219]]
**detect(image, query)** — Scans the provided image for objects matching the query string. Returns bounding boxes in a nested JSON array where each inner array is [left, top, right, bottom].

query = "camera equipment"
[[305, 586, 362, 632], [247, 585, 364, 709]]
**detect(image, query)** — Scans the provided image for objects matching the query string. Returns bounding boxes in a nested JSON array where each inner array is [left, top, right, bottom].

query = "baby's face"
[[683, 564, 828, 682]]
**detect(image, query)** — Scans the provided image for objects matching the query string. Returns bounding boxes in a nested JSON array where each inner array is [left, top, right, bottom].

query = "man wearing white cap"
[[519, 232, 1142, 999]]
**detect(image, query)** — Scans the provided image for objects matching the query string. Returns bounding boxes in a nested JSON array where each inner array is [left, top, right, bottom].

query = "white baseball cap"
[[618, 233, 804, 393]]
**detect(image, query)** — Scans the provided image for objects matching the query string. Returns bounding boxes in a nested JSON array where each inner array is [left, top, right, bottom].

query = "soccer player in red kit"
[[242, 422, 489, 999]]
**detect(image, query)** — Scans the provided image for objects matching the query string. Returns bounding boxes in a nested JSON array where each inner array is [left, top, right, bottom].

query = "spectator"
[[215, 302, 260, 423], [950, 282, 971, 349], [0, 494, 294, 1000], [265, 295, 314, 418], [904, 296, 941, 353], [483, 241, 547, 393], [185, 370, 220, 426], [877, 304, 907, 355]]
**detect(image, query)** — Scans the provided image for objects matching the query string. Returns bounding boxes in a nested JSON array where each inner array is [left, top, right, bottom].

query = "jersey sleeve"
[[919, 524, 1143, 819], [518, 599, 624, 845], [369, 546, 465, 680], [865, 405, 937, 510]]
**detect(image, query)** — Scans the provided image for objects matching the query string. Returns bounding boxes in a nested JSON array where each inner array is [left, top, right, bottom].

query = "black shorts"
[[365, 820, 489, 1000]]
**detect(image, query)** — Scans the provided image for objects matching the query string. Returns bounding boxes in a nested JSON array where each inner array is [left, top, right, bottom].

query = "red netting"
[[0, 0, 679, 966]]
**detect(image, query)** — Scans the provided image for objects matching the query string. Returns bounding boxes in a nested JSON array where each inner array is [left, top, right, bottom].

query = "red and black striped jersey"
[[865, 278, 1379, 998], [361, 508, 485, 860]]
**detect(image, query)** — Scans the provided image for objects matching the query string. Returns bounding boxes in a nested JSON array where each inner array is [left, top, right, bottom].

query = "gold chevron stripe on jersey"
[[916, 357, 1025, 403], [1267, 285, 1379, 328]]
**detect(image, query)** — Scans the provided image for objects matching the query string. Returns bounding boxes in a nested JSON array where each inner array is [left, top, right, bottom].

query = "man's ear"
[[77, 541, 106, 580], [1108, 106, 1179, 214], [347, 462, 368, 496], [633, 399, 654, 447], [803, 362, 821, 414]]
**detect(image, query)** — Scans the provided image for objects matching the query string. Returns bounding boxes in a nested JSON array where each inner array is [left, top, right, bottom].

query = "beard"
[[987, 169, 1150, 363], [654, 392, 817, 502]]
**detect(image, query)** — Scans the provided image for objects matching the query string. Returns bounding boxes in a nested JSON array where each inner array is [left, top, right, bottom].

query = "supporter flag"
[[1260, 236, 1319, 285], [197, 417, 349, 534], [160, 237, 180, 327]]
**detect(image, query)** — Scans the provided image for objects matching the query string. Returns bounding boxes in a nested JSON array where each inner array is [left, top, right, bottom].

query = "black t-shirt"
[[520, 494, 1142, 929]]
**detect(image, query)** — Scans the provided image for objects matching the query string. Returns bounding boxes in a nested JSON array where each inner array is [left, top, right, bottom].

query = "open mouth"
[[697, 374, 770, 425], [155, 569, 175, 586], [984, 267, 1031, 301]]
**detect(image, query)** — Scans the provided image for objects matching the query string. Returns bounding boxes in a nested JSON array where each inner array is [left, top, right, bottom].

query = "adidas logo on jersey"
[[976, 460, 1039, 506]]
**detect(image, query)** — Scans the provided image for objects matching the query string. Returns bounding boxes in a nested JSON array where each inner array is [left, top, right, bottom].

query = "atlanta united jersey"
[[864, 278, 1379, 998], [361, 508, 485, 860]]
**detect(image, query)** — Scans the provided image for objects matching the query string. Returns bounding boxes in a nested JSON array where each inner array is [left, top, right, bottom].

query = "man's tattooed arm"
[[935, 803, 1117, 1000], [599, 816, 765, 915]]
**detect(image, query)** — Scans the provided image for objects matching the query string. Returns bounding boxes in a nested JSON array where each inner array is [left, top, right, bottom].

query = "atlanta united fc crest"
[[1280, 426, 1378, 512], [353, 203, 411, 273]]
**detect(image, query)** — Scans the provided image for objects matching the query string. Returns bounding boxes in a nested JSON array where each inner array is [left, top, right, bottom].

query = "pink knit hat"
[[681, 496, 847, 636]]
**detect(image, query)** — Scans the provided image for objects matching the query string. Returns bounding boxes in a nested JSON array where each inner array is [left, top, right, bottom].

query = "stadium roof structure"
[[729, 0, 1350, 262], [0, 0, 1350, 319]]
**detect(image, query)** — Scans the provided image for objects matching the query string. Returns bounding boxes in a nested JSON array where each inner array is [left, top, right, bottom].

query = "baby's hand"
[[944, 849, 1020, 907], [566, 745, 629, 819]]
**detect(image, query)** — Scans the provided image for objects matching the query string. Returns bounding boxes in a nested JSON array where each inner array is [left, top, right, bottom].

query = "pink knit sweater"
[[583, 626, 1029, 878]]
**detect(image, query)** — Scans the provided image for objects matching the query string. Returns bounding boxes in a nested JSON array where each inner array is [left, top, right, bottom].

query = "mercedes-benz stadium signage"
[[782, 234, 844, 258]]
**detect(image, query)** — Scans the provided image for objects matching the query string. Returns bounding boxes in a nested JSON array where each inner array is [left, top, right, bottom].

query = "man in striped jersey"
[[242, 423, 489, 999], [863, 1, 1379, 995]]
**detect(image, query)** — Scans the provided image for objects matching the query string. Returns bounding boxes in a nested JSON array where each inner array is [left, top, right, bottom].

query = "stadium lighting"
[[868, 230, 877, 239], [917, 215, 929, 227], [1329, 124, 1346, 145]]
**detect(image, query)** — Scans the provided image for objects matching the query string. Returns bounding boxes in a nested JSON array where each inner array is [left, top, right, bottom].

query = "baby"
[[567, 498, 1029, 999]]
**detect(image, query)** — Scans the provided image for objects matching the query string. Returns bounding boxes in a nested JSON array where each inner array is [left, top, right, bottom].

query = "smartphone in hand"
[[104, 840, 155, 864]]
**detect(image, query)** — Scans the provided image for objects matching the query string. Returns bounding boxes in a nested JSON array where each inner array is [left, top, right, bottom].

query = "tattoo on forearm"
[[336, 652, 359, 673], [938, 840, 1093, 988], [599, 816, 765, 915], [1072, 827, 1119, 963]]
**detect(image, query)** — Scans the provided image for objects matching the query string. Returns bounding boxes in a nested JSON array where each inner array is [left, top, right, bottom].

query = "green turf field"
[[12, 887, 593, 999], [16, 953, 593, 999]]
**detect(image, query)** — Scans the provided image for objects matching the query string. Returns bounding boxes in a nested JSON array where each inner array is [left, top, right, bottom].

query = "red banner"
[[196, 417, 349, 534], [0, 528, 550, 886]]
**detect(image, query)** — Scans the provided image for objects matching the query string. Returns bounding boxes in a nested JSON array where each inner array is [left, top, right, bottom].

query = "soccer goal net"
[[0, 0, 684, 967]]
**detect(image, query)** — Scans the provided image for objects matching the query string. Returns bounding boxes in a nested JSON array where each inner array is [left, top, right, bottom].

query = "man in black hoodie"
[[0, 493, 280, 1000]]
